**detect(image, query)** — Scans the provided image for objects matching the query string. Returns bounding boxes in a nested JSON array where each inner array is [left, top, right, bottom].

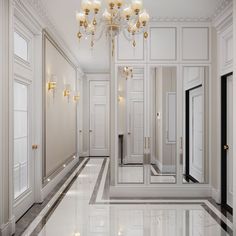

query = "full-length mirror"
[[150, 66, 177, 183], [182, 66, 209, 184], [117, 67, 144, 183]]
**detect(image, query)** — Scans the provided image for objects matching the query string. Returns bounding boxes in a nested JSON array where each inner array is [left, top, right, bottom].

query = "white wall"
[[44, 34, 77, 178]]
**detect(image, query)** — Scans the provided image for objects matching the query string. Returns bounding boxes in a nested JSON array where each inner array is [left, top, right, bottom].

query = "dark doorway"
[[221, 72, 233, 214]]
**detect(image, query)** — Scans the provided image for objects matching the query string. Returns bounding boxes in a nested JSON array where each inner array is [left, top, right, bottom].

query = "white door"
[[13, 21, 35, 220], [126, 74, 144, 164], [226, 75, 233, 207], [89, 81, 110, 156], [189, 87, 204, 183]]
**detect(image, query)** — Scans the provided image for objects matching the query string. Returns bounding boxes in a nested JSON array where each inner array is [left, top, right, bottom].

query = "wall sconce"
[[118, 95, 123, 102], [63, 84, 71, 102], [47, 75, 57, 97], [48, 81, 56, 91], [73, 93, 80, 102], [121, 66, 133, 80]]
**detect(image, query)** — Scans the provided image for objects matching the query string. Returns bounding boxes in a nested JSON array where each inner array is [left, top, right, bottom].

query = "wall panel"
[[149, 27, 177, 61], [43, 32, 77, 180], [182, 27, 209, 61]]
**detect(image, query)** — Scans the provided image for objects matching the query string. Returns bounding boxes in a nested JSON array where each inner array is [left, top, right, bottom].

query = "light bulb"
[[81, 0, 92, 13], [115, 0, 124, 8], [93, 0, 101, 13], [122, 6, 133, 19], [139, 9, 150, 25], [76, 12, 86, 22], [103, 9, 112, 20], [131, 0, 143, 13]]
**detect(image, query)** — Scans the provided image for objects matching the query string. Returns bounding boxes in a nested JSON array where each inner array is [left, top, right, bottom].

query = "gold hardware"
[[144, 31, 148, 39], [48, 81, 56, 91], [32, 144, 38, 150], [73, 94, 80, 102], [224, 144, 229, 150]]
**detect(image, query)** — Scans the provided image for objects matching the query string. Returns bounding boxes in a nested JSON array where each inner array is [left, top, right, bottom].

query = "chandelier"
[[76, 0, 150, 54]]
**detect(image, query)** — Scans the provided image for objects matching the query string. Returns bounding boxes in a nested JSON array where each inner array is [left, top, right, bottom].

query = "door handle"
[[128, 132, 131, 135], [89, 130, 92, 133], [79, 130, 82, 133], [32, 144, 38, 150], [224, 144, 229, 150]]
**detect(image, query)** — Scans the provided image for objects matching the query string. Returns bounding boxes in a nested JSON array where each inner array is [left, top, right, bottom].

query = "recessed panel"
[[182, 27, 209, 61], [117, 33, 144, 61], [14, 32, 28, 61], [150, 28, 177, 61]]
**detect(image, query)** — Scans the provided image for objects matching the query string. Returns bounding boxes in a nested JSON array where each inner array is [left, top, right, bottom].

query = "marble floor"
[[19, 158, 233, 236]]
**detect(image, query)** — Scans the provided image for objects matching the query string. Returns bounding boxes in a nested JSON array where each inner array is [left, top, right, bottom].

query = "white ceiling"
[[27, 0, 226, 73]]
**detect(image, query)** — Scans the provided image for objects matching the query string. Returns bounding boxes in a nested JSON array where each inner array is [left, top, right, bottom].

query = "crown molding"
[[211, 0, 233, 21], [150, 17, 211, 23]]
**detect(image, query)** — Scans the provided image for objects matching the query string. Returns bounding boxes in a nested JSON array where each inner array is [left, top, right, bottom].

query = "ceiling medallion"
[[76, 0, 150, 55]]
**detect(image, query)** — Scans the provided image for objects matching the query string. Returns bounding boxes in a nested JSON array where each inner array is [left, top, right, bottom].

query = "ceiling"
[[27, 0, 226, 73]]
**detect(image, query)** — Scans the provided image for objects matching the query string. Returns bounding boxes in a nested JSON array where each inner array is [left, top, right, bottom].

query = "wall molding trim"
[[211, 187, 221, 204], [19, 0, 83, 71], [0, 216, 15, 236]]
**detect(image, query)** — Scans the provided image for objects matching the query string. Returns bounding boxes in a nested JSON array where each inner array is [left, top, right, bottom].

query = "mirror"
[[117, 67, 144, 183], [182, 66, 209, 184], [150, 66, 177, 183]]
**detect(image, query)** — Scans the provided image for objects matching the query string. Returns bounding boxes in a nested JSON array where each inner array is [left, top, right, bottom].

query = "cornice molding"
[[211, 0, 233, 21], [150, 17, 211, 23]]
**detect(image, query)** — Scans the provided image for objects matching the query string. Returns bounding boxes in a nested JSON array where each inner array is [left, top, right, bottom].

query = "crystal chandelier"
[[76, 0, 150, 54]]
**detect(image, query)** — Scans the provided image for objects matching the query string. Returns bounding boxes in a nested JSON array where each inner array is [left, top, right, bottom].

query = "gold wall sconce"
[[73, 93, 80, 102], [47, 75, 57, 98], [63, 84, 71, 102], [63, 84, 71, 97], [118, 95, 123, 102], [48, 81, 56, 91]]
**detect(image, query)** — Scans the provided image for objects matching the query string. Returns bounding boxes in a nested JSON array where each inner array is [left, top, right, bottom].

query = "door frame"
[[221, 71, 233, 214], [185, 85, 203, 183], [89, 80, 110, 157]]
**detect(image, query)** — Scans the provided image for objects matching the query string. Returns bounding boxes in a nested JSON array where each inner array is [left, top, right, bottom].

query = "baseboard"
[[81, 151, 89, 157], [0, 216, 15, 236], [110, 185, 212, 198], [155, 160, 175, 173], [211, 187, 221, 204], [155, 159, 163, 172], [42, 157, 79, 199]]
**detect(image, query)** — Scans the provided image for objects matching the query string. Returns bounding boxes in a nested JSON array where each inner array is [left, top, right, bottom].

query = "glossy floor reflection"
[[23, 159, 231, 236]]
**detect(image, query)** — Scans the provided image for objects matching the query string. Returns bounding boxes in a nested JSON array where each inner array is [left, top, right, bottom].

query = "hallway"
[[16, 158, 232, 236]]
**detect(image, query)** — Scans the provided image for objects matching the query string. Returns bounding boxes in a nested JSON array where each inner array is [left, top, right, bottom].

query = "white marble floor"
[[22, 158, 231, 236]]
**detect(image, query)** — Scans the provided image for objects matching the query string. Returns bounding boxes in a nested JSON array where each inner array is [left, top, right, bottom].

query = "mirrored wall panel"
[[150, 66, 177, 184], [183, 66, 209, 184], [118, 67, 144, 183]]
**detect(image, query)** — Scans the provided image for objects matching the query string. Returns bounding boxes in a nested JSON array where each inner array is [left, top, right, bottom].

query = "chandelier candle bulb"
[[76, 12, 86, 23], [139, 9, 150, 25], [115, 0, 124, 8], [93, 0, 101, 13], [81, 0, 92, 14], [122, 6, 133, 20], [131, 0, 143, 14]]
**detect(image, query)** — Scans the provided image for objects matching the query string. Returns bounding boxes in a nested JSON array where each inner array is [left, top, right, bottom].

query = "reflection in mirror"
[[150, 66, 177, 183], [183, 66, 209, 184], [118, 67, 144, 183]]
